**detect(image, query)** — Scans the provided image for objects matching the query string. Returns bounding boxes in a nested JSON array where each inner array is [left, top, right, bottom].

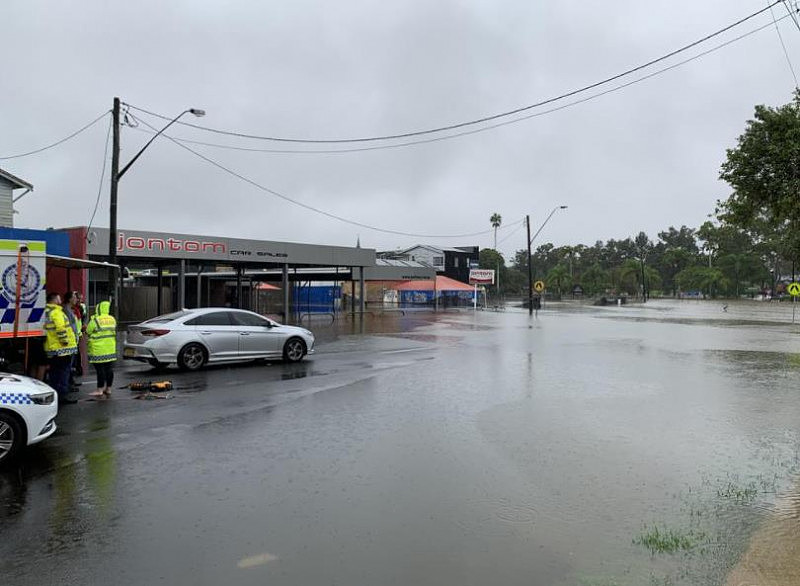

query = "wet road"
[[2, 301, 800, 585]]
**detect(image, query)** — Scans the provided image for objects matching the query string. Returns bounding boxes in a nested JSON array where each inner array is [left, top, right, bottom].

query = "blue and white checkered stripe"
[[0, 392, 33, 406], [0, 295, 43, 325]]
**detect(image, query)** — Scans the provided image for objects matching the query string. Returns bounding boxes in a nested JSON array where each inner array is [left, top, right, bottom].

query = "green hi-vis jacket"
[[86, 301, 117, 364]]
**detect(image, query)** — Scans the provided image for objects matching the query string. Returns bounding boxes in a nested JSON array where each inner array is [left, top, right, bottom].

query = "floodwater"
[[2, 299, 800, 585]]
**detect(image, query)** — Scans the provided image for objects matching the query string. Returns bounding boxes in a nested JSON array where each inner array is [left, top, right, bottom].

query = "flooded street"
[[3, 300, 800, 585]]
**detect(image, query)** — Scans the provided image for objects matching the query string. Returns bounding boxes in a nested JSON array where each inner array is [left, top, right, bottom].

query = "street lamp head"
[[189, 108, 206, 117], [559, 205, 568, 209]]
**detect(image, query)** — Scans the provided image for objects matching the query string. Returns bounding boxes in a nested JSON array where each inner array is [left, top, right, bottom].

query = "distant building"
[[378, 244, 479, 283], [0, 168, 33, 227]]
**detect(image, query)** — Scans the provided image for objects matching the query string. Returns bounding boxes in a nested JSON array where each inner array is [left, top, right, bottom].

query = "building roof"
[[379, 244, 477, 257], [0, 168, 33, 190], [375, 258, 432, 269]]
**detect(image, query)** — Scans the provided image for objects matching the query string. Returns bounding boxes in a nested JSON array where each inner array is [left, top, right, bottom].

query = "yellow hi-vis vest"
[[86, 301, 117, 363], [44, 303, 78, 358]]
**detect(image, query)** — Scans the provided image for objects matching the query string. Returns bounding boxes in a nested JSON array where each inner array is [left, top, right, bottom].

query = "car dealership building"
[[61, 226, 437, 323]]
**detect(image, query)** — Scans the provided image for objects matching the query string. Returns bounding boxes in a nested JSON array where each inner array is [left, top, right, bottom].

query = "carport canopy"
[[47, 254, 119, 270]]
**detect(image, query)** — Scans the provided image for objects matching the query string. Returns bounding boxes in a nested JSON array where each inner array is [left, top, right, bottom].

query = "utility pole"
[[105, 98, 205, 320], [109, 97, 121, 318], [527, 215, 533, 316]]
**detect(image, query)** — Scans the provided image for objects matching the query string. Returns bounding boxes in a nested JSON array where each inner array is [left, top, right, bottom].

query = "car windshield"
[[144, 310, 192, 324]]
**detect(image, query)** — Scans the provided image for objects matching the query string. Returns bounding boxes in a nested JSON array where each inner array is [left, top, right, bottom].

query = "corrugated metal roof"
[[375, 258, 431, 269]]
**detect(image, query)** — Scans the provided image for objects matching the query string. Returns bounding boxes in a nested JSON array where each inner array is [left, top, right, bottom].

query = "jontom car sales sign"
[[469, 269, 495, 285]]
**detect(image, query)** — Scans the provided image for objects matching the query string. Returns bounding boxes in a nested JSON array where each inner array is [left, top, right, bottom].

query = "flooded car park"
[[2, 301, 800, 585]]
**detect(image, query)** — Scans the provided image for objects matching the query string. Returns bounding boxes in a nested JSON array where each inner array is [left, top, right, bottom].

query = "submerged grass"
[[634, 525, 706, 555], [715, 481, 759, 503]]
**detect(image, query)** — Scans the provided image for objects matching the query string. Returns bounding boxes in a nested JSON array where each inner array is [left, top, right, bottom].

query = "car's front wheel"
[[0, 412, 24, 466], [178, 343, 207, 371], [283, 338, 307, 363]]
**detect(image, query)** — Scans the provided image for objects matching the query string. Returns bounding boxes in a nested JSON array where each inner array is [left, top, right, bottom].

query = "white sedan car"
[[0, 373, 58, 465], [124, 308, 315, 371]]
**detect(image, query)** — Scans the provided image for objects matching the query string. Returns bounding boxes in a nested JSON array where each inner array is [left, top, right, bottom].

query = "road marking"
[[238, 552, 278, 569]]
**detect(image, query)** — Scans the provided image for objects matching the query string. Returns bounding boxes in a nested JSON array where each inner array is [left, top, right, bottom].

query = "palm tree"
[[490, 213, 502, 249], [546, 264, 570, 296]]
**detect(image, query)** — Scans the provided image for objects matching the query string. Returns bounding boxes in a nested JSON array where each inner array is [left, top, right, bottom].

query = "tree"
[[479, 248, 505, 297], [717, 252, 767, 297], [582, 263, 610, 296], [658, 226, 699, 254], [659, 248, 697, 296], [718, 91, 800, 264], [675, 266, 729, 298], [545, 264, 570, 295], [490, 213, 502, 250], [633, 231, 653, 300], [619, 258, 660, 297]]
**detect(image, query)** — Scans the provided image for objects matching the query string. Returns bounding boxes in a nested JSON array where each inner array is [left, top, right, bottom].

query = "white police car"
[[0, 373, 57, 465]]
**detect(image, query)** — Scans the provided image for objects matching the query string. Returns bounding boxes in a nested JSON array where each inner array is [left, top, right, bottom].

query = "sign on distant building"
[[469, 269, 495, 285]]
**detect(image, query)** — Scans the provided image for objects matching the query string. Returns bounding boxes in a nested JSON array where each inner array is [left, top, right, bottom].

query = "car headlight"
[[29, 391, 56, 405]]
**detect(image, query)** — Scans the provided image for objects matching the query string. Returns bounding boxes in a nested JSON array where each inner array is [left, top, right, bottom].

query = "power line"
[[86, 115, 113, 237], [497, 220, 526, 247], [131, 113, 520, 239], [125, 2, 782, 145], [128, 16, 787, 156], [0, 111, 110, 160], [782, 0, 800, 32], [769, 1, 799, 86]]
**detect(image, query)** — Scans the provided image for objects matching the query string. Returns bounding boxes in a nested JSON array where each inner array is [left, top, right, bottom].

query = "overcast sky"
[[2, 0, 798, 259]]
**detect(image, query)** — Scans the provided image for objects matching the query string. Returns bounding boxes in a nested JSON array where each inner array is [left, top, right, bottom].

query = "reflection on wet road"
[[2, 300, 800, 585]]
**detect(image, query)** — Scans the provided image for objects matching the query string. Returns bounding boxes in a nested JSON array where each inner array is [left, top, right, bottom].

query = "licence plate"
[[124, 348, 136, 358]]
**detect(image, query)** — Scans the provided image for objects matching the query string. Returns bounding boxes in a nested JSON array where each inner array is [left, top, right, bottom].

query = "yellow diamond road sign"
[[788, 282, 800, 297], [534, 280, 545, 292]]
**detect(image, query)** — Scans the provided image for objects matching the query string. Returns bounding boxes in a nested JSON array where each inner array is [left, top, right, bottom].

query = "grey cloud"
[[2, 0, 798, 260]]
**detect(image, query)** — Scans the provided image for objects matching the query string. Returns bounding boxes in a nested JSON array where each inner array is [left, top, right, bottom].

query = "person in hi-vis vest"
[[44, 292, 78, 404], [86, 301, 117, 399]]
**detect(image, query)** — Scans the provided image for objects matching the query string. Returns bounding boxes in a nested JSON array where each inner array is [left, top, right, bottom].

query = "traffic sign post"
[[789, 282, 800, 324]]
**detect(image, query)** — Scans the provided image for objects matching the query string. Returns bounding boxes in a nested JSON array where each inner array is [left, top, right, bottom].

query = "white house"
[[0, 168, 33, 227], [378, 244, 479, 283]]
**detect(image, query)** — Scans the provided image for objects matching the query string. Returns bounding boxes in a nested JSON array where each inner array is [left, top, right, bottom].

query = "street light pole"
[[527, 206, 568, 316], [108, 98, 121, 315], [527, 215, 533, 316], [107, 97, 205, 318]]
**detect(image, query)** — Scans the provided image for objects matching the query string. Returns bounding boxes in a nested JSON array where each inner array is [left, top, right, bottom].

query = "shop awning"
[[46, 254, 119, 270], [394, 275, 474, 292], [255, 282, 280, 291]]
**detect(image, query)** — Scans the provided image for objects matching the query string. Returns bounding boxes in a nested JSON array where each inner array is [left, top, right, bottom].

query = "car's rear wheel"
[[283, 338, 307, 363], [0, 412, 24, 466], [178, 343, 207, 371]]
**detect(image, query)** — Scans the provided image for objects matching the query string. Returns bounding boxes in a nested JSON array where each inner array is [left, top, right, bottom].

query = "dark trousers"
[[93, 361, 115, 388], [48, 355, 74, 399]]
